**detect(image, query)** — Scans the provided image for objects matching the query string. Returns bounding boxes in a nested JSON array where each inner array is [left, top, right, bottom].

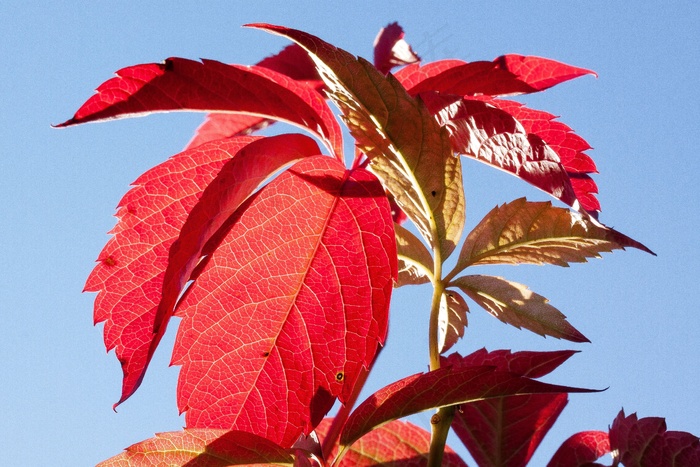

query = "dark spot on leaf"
[[335, 372, 344, 382], [162, 59, 174, 72], [103, 256, 117, 267], [431, 190, 437, 197], [262, 351, 270, 357]]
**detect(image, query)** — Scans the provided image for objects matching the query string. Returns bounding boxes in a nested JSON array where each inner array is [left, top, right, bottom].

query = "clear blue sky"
[[1, 2, 698, 465]]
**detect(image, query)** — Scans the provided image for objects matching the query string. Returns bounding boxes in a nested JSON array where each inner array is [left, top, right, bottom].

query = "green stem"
[[427, 241, 453, 465], [429, 406, 456, 467]]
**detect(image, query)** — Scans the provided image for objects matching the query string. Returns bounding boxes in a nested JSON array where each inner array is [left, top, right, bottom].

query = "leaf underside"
[[340, 351, 598, 449], [317, 418, 467, 466], [171, 156, 397, 447]]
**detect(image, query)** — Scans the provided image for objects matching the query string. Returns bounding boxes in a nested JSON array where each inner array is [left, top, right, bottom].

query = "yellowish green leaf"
[[395, 223, 433, 287], [250, 24, 465, 261], [451, 275, 588, 342]]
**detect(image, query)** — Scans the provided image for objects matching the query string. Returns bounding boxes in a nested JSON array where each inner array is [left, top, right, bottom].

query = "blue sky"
[[1, 2, 698, 465]]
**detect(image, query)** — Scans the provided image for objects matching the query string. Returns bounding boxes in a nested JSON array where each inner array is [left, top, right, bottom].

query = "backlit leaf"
[[171, 156, 397, 447], [155, 134, 322, 335], [453, 198, 653, 274], [451, 275, 588, 342], [56, 58, 343, 158], [547, 431, 611, 467], [610, 410, 700, 467], [316, 418, 467, 466], [398, 55, 594, 97], [96, 429, 293, 466], [493, 54, 596, 93], [438, 290, 469, 354], [454, 393, 568, 467], [395, 223, 433, 287], [250, 23, 465, 261], [479, 98, 601, 212], [186, 44, 324, 150], [373, 22, 420, 75], [448, 349, 577, 467], [85, 136, 260, 406], [340, 353, 598, 450], [424, 94, 579, 210]]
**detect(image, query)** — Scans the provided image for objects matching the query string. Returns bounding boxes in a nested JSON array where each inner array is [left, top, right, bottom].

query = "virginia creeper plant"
[[59, 23, 700, 466]]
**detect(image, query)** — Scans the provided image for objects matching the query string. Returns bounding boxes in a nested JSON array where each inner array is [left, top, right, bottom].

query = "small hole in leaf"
[[335, 372, 344, 382], [431, 190, 437, 197]]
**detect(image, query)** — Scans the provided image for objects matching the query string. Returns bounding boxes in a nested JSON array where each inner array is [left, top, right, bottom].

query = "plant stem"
[[427, 244, 453, 465], [429, 405, 456, 467]]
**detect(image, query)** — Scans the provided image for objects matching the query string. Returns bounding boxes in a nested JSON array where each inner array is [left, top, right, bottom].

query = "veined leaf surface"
[[56, 58, 343, 158], [85, 136, 260, 406], [340, 353, 598, 450], [395, 223, 433, 287], [186, 44, 325, 150], [547, 431, 611, 467], [448, 350, 575, 467], [453, 198, 653, 275], [397, 55, 594, 97], [172, 156, 397, 447], [424, 94, 579, 210], [250, 23, 465, 261], [96, 429, 293, 466], [155, 134, 321, 335], [451, 275, 588, 342], [438, 290, 469, 354], [316, 419, 467, 466]]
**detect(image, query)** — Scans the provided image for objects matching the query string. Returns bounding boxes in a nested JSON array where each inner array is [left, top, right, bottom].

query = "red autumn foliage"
[[60, 21, 695, 467]]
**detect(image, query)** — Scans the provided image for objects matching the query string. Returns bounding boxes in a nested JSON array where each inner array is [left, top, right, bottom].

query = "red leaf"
[[171, 156, 397, 447], [423, 94, 580, 209], [610, 410, 700, 467], [449, 348, 577, 467], [493, 54, 597, 93], [186, 44, 324, 150], [455, 348, 579, 378], [547, 431, 611, 467], [405, 60, 536, 97], [316, 418, 467, 466], [373, 22, 420, 75], [56, 58, 343, 158], [397, 56, 594, 97], [394, 60, 467, 92], [340, 352, 599, 449], [155, 134, 322, 335], [257, 44, 323, 82], [96, 428, 294, 466], [479, 98, 600, 212], [85, 136, 261, 406], [453, 393, 568, 467], [185, 113, 272, 151]]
